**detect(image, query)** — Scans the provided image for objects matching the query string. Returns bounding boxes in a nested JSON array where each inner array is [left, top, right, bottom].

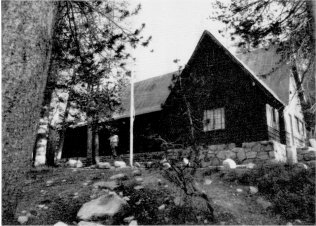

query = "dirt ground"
[[15, 166, 291, 225]]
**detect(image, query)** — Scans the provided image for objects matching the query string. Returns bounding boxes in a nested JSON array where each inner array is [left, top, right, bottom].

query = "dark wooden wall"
[[160, 35, 285, 146]]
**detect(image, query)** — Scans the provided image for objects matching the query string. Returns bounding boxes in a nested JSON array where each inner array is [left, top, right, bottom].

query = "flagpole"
[[130, 70, 134, 167]]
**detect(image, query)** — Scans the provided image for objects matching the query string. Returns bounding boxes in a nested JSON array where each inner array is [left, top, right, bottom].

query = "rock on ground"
[[67, 159, 82, 168], [134, 185, 144, 190], [114, 161, 127, 168], [77, 221, 105, 226], [295, 162, 308, 170], [256, 197, 273, 210], [163, 162, 171, 169], [158, 204, 166, 210], [76, 160, 83, 168], [77, 193, 127, 220], [174, 196, 181, 206], [223, 158, 237, 169], [97, 162, 112, 169], [93, 181, 118, 190], [249, 186, 258, 194], [53, 221, 68, 226], [132, 169, 141, 176], [17, 216, 28, 224], [135, 177, 143, 183], [204, 179, 212, 185], [110, 173, 128, 180], [129, 220, 138, 226], [123, 216, 135, 223]]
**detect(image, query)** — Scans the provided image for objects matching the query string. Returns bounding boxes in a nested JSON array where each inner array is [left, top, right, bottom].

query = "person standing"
[[109, 132, 119, 158]]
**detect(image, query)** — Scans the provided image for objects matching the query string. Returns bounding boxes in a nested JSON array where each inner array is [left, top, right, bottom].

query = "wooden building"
[[62, 30, 306, 158]]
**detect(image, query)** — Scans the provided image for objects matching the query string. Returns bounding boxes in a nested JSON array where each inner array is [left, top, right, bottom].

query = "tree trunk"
[[86, 117, 93, 166], [55, 129, 65, 160], [46, 126, 56, 166], [55, 101, 71, 160], [94, 128, 100, 164], [32, 1, 62, 167]]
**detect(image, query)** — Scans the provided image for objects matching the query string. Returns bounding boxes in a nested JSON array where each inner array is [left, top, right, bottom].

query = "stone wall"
[[167, 140, 287, 167], [297, 147, 316, 162], [62, 140, 289, 168]]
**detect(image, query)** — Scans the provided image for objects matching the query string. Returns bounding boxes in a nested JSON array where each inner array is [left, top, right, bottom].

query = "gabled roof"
[[117, 30, 289, 119], [114, 72, 175, 119], [236, 47, 290, 104]]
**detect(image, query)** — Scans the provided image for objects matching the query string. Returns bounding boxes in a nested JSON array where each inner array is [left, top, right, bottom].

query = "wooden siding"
[[161, 34, 284, 145]]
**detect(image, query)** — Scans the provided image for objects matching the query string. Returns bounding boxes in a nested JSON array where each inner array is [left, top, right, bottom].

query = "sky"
[[127, 0, 233, 81]]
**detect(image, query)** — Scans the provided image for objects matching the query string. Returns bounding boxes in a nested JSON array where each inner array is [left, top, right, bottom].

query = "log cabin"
[[62, 30, 307, 158]]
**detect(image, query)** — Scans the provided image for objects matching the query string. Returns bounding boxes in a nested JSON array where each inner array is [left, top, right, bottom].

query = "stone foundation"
[[61, 140, 289, 168], [167, 140, 287, 167], [297, 147, 316, 162]]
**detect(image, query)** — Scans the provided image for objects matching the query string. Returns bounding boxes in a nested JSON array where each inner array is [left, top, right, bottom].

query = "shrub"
[[220, 163, 315, 222]]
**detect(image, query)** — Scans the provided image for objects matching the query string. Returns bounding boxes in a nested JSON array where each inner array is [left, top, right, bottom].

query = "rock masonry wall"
[[166, 140, 287, 167]]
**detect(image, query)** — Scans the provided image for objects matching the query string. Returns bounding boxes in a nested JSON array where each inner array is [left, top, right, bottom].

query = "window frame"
[[203, 107, 225, 132]]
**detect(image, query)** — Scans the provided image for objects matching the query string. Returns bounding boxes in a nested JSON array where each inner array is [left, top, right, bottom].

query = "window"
[[203, 108, 225, 131], [266, 104, 279, 129]]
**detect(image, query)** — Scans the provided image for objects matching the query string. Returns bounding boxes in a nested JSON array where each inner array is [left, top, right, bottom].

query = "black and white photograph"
[[2, 0, 316, 225]]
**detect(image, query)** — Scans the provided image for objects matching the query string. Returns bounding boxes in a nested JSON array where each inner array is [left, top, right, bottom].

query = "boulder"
[[224, 150, 236, 159], [204, 179, 212, 185], [54, 222, 68, 226], [211, 158, 220, 166], [252, 143, 261, 153], [129, 220, 138, 226], [174, 196, 181, 206], [77, 221, 105, 226], [295, 162, 309, 170], [236, 188, 243, 193], [237, 149, 246, 162], [217, 151, 226, 160], [132, 169, 141, 176], [256, 197, 273, 210], [246, 151, 257, 159], [158, 204, 166, 210], [242, 142, 257, 148], [123, 216, 135, 223], [110, 173, 127, 180], [114, 161, 127, 168], [134, 185, 144, 190], [67, 159, 78, 168], [257, 152, 269, 160], [77, 193, 127, 220], [222, 158, 237, 169], [93, 181, 118, 190], [76, 160, 83, 168], [163, 162, 171, 169], [97, 162, 111, 169], [135, 177, 143, 183], [249, 186, 258, 194], [268, 151, 275, 158], [17, 216, 28, 224]]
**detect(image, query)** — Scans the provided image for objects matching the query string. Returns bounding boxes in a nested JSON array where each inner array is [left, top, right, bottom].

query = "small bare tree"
[[157, 62, 214, 219]]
